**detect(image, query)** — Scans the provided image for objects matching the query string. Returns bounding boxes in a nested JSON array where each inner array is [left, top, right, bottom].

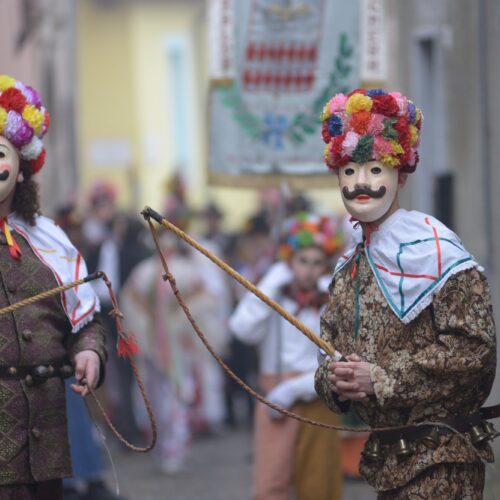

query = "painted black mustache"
[[342, 185, 386, 200], [0, 170, 10, 181]]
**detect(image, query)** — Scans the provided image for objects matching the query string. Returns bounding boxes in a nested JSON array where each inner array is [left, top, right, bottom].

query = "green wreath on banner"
[[218, 33, 354, 145]]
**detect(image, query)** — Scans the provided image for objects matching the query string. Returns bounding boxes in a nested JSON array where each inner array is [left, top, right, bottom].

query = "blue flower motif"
[[408, 102, 417, 124], [262, 113, 288, 149], [366, 88, 386, 97], [328, 115, 343, 136]]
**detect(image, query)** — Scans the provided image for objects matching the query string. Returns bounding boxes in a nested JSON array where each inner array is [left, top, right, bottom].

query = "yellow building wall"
[[77, 1, 136, 207], [77, 1, 342, 230]]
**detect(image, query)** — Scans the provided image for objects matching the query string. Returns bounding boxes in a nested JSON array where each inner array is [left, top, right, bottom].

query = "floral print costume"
[[315, 211, 496, 498]]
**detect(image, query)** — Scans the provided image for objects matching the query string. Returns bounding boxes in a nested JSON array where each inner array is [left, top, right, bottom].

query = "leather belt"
[[373, 412, 484, 445], [0, 361, 74, 384], [480, 405, 500, 420]]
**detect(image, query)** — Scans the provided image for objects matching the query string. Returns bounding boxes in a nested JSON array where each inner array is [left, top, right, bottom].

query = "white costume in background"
[[229, 261, 341, 500]]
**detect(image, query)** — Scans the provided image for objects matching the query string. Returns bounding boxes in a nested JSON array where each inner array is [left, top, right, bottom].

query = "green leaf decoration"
[[352, 135, 374, 164], [382, 118, 398, 140]]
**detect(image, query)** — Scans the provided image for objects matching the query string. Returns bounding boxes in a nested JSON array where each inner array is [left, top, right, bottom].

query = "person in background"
[[229, 212, 345, 500], [120, 200, 227, 472]]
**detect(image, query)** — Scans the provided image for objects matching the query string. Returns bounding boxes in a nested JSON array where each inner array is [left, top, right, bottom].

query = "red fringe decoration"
[[117, 334, 140, 358]]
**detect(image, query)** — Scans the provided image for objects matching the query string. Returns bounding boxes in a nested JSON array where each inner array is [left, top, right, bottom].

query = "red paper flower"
[[328, 135, 349, 168], [43, 110, 51, 133], [0, 88, 27, 114], [29, 148, 46, 174], [347, 88, 366, 97], [321, 121, 331, 143], [372, 94, 399, 117]]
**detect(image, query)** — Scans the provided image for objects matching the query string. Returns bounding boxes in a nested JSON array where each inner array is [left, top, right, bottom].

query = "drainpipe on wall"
[[478, 0, 494, 285]]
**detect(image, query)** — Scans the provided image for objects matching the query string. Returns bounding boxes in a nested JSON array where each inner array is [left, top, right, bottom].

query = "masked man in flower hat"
[[0, 75, 106, 499], [315, 88, 497, 499]]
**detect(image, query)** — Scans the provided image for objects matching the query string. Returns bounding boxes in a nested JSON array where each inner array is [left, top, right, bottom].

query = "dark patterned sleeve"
[[67, 314, 108, 387], [370, 268, 497, 409], [315, 299, 351, 413]]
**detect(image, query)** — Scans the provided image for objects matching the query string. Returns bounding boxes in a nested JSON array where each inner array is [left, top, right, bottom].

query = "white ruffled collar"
[[335, 209, 482, 324]]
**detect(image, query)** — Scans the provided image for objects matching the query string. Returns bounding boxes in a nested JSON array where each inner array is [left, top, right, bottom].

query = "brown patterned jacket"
[[0, 231, 106, 485], [315, 247, 496, 492]]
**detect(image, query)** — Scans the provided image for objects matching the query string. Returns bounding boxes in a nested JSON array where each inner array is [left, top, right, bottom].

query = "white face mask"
[[338, 161, 399, 223], [0, 136, 23, 205]]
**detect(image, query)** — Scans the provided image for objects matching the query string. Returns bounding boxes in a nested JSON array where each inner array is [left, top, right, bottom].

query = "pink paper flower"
[[367, 114, 385, 135], [342, 131, 360, 156], [373, 136, 394, 157], [329, 93, 348, 113]]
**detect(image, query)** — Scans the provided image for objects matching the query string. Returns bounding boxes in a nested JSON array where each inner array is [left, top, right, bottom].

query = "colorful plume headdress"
[[0, 75, 50, 174], [321, 88, 422, 173], [278, 212, 344, 260]]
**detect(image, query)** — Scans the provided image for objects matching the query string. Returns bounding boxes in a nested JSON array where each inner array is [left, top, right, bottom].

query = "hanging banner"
[[208, 0, 360, 187], [360, 0, 388, 83], [207, 0, 236, 84]]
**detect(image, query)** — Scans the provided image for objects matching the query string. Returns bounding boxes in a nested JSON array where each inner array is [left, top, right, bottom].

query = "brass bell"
[[396, 438, 413, 458], [24, 374, 34, 387], [470, 425, 489, 446], [33, 365, 49, 378], [421, 427, 440, 449], [365, 440, 381, 461], [483, 422, 498, 440], [60, 365, 74, 379]]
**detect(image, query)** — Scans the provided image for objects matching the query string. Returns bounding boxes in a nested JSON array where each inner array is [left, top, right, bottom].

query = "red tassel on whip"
[[117, 332, 140, 358]]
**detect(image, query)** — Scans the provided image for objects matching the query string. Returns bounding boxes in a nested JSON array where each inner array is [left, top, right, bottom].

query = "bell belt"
[[0, 360, 74, 382], [372, 412, 485, 445]]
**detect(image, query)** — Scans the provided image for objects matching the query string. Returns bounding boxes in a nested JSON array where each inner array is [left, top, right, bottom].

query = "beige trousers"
[[253, 375, 342, 500]]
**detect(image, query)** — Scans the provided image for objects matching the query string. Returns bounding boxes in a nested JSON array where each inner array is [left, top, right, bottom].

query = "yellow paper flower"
[[22, 105, 44, 135], [0, 108, 7, 135], [0, 75, 16, 92], [320, 103, 331, 121], [346, 94, 373, 114], [380, 154, 400, 168], [324, 144, 330, 162], [389, 139, 404, 155], [409, 125, 419, 146]]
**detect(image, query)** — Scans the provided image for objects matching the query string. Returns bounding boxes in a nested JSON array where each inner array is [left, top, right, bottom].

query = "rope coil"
[[0, 270, 157, 453]]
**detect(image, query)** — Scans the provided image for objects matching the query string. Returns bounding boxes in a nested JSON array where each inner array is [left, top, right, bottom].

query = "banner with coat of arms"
[[207, 0, 360, 187]]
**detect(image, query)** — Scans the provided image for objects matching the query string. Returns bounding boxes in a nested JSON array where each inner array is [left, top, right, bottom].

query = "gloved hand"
[[266, 372, 316, 419], [257, 261, 294, 298]]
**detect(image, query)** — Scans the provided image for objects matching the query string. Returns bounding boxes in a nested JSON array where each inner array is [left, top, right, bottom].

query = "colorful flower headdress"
[[0, 75, 50, 174], [278, 212, 344, 260], [321, 88, 422, 173]]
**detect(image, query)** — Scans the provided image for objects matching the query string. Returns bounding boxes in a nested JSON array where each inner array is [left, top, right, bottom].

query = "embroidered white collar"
[[334, 209, 482, 324], [8, 213, 100, 332]]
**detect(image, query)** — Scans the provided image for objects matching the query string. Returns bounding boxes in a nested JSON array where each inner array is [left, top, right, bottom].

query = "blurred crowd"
[[54, 175, 358, 500]]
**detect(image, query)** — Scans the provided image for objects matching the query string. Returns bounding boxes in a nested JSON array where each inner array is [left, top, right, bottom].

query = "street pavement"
[[107, 427, 375, 500], [107, 428, 500, 500]]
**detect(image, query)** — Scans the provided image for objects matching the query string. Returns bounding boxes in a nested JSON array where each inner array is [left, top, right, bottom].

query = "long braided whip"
[[143, 209, 412, 433], [0, 270, 157, 452], [0, 272, 100, 315], [142, 205, 497, 457]]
